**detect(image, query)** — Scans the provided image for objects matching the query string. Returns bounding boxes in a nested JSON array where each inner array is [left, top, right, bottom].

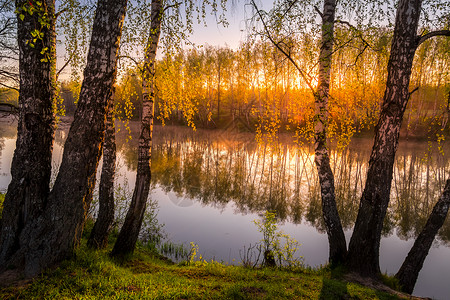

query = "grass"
[[0, 238, 404, 300], [0, 193, 4, 220], [380, 273, 401, 291]]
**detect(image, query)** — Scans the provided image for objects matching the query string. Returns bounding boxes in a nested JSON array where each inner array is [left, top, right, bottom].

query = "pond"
[[0, 117, 449, 299]]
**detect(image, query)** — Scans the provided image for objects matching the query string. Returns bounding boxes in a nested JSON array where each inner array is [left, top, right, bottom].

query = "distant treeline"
[[57, 32, 449, 139]]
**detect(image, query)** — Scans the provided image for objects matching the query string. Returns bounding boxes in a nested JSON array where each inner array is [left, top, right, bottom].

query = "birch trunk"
[[395, 179, 450, 293], [0, 0, 56, 267], [347, 0, 422, 277], [88, 91, 117, 249], [5, 0, 127, 276], [314, 0, 347, 265], [111, 0, 162, 257]]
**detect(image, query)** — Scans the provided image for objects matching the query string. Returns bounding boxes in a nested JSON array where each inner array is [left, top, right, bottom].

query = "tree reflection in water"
[[115, 124, 450, 245]]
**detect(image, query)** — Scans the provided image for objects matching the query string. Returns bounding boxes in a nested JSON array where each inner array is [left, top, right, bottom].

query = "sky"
[[181, 0, 272, 49], [189, 8, 247, 49]]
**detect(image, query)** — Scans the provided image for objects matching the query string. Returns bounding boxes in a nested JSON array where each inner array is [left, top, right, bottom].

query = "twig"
[[335, 19, 373, 50], [281, 0, 301, 20]]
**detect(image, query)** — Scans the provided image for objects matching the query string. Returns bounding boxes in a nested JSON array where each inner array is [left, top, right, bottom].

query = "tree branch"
[[163, 2, 181, 12], [335, 19, 373, 49], [0, 17, 14, 36], [0, 55, 19, 61], [55, 7, 69, 19], [417, 30, 450, 46], [56, 56, 73, 81], [118, 55, 143, 73], [314, 5, 323, 19], [349, 44, 369, 67], [281, 0, 301, 20], [0, 70, 19, 83]]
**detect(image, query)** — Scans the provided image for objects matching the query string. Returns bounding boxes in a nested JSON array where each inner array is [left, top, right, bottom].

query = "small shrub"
[[239, 243, 262, 268], [252, 210, 303, 268]]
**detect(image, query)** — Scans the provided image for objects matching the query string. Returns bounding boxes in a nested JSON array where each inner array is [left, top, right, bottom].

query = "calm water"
[[0, 117, 449, 299]]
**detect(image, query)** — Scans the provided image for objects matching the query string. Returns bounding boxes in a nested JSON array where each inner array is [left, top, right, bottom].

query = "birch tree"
[[395, 179, 450, 293], [88, 90, 117, 249], [250, 0, 450, 289], [312, 0, 347, 265], [0, 0, 56, 268], [110, 0, 228, 256], [0, 0, 128, 276], [111, 0, 162, 257], [347, 0, 450, 277], [250, 0, 347, 264]]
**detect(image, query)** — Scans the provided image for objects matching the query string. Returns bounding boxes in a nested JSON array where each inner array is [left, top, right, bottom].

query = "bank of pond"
[[0, 233, 411, 300]]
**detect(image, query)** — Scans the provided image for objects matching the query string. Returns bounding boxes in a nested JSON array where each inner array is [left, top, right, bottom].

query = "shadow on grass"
[[319, 278, 348, 300], [319, 277, 401, 300]]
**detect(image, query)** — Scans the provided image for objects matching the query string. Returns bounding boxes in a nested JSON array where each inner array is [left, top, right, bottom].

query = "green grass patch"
[[380, 273, 401, 291], [0, 193, 4, 219], [0, 240, 404, 300]]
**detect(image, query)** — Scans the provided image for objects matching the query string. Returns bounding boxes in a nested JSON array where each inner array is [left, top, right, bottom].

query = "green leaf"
[[19, 14, 25, 21]]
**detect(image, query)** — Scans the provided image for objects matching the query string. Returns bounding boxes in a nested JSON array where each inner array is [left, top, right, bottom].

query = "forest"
[[61, 32, 449, 142], [0, 0, 449, 299]]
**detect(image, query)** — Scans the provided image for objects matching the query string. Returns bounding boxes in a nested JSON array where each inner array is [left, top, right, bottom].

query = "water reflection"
[[391, 150, 449, 243], [0, 119, 448, 243], [116, 123, 450, 244]]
